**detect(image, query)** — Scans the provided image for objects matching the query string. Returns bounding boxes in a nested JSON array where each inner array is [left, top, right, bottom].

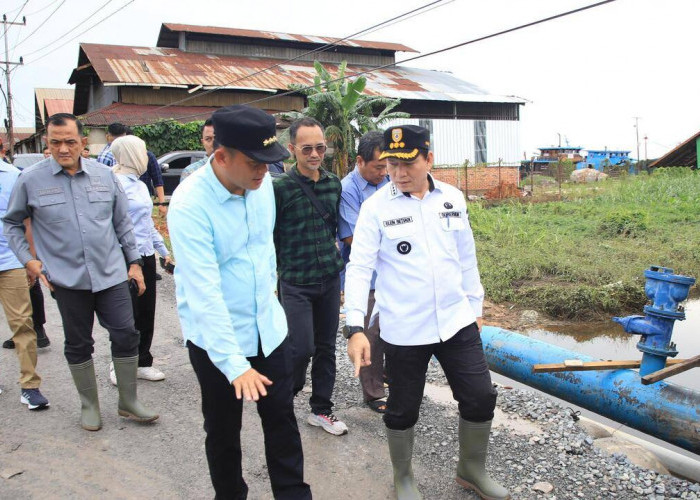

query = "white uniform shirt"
[[345, 175, 484, 346]]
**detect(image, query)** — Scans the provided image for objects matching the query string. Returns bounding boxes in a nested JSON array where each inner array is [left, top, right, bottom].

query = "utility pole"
[[1, 14, 26, 161]]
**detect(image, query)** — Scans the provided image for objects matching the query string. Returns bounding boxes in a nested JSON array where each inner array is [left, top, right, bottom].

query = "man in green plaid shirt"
[[273, 117, 348, 436]]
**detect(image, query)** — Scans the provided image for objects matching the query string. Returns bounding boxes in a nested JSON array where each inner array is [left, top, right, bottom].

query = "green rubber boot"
[[68, 359, 102, 431], [456, 418, 510, 500], [112, 356, 159, 423], [386, 427, 422, 500]]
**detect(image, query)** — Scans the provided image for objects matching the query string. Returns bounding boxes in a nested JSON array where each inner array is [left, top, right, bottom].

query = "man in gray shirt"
[[3, 113, 159, 431]]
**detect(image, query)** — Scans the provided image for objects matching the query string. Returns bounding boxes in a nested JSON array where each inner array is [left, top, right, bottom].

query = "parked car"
[[158, 150, 207, 196], [12, 153, 45, 170]]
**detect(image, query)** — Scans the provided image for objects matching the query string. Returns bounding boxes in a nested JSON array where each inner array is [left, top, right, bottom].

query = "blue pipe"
[[481, 326, 700, 454], [613, 266, 696, 376]]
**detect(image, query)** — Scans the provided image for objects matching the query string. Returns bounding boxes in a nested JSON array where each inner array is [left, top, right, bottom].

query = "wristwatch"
[[342, 325, 364, 339], [129, 258, 144, 267]]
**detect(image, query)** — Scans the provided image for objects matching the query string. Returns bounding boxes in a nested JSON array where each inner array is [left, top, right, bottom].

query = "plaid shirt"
[[273, 165, 344, 285]]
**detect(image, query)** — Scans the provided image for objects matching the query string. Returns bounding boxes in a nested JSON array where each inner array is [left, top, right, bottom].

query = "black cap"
[[212, 105, 289, 163], [379, 125, 430, 160]]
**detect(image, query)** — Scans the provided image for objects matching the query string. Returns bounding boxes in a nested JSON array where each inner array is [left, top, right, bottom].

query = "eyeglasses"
[[293, 144, 327, 156]]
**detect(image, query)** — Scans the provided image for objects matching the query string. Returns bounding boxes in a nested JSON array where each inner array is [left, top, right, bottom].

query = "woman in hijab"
[[110, 135, 172, 384]]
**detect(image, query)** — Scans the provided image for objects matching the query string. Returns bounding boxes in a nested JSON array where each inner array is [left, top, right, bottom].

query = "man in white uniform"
[[344, 125, 509, 500]]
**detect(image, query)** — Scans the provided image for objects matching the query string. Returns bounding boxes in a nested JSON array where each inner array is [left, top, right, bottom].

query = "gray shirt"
[[2, 157, 140, 292]]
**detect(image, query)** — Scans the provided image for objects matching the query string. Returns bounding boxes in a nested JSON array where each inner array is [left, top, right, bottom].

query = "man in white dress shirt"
[[344, 125, 509, 500]]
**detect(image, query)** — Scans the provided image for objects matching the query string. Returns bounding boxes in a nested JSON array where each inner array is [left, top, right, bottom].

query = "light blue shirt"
[[0, 161, 22, 272], [116, 174, 169, 258], [180, 155, 209, 182], [338, 166, 389, 290], [168, 162, 287, 383]]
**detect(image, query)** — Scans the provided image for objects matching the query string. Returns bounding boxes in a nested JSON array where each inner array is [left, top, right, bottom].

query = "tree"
[[286, 60, 409, 177]]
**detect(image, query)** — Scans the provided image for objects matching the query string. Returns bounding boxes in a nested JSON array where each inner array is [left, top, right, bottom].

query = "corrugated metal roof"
[[44, 99, 74, 117], [649, 131, 699, 169], [35, 88, 74, 123], [78, 102, 219, 126], [160, 23, 417, 53], [74, 43, 524, 105], [1, 128, 35, 146]]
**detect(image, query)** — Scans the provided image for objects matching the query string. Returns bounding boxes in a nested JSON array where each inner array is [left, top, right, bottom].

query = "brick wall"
[[432, 165, 520, 193]]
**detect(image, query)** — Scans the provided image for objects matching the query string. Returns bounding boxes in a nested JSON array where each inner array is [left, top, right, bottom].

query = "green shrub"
[[598, 209, 648, 237], [131, 120, 204, 157]]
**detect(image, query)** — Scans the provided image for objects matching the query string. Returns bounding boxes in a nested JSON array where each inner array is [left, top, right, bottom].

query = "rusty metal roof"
[[78, 102, 220, 126], [35, 88, 74, 124], [649, 130, 699, 169], [73, 43, 524, 105], [159, 23, 417, 53]]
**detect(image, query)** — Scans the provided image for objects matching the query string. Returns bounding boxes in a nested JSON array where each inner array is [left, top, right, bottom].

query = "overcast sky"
[[3, 0, 698, 160]]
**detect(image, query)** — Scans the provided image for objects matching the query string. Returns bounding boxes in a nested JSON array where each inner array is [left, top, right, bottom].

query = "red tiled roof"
[[78, 103, 219, 126], [160, 23, 417, 53]]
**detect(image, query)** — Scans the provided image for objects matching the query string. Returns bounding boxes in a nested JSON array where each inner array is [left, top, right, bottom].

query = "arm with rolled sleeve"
[[344, 201, 381, 328], [169, 203, 251, 383], [457, 205, 484, 317], [2, 175, 34, 265], [110, 171, 140, 263]]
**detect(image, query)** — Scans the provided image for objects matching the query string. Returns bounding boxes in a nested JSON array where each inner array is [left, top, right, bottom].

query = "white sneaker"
[[307, 412, 348, 436], [137, 366, 165, 381], [109, 362, 117, 386]]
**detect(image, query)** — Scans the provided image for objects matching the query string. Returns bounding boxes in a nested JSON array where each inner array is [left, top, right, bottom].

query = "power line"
[[24, 0, 133, 64], [154, 0, 618, 126], [25, 0, 62, 17], [11, 0, 67, 50], [156, 0, 451, 110], [20, 0, 115, 57]]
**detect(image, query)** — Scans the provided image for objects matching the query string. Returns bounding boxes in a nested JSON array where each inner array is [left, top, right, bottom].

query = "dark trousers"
[[29, 280, 45, 329], [187, 339, 311, 500], [279, 275, 340, 415], [359, 290, 385, 402], [53, 281, 140, 364], [383, 323, 497, 430], [128, 254, 157, 367]]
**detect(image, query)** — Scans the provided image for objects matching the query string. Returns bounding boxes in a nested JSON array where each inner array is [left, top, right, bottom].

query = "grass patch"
[[471, 168, 700, 319]]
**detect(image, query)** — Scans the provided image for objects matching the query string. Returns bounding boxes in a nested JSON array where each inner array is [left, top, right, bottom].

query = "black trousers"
[[128, 254, 157, 367], [29, 280, 45, 329], [383, 323, 497, 430], [53, 281, 140, 364], [187, 338, 311, 500], [279, 275, 340, 415]]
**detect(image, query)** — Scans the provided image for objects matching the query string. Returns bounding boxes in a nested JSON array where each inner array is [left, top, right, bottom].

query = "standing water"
[[522, 299, 700, 392]]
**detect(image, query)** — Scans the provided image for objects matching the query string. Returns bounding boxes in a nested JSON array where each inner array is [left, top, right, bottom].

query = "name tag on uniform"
[[383, 216, 413, 227], [36, 187, 63, 196], [439, 211, 461, 219]]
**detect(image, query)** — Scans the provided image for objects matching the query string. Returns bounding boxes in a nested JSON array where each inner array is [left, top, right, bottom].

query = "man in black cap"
[[344, 125, 509, 500], [168, 104, 311, 499]]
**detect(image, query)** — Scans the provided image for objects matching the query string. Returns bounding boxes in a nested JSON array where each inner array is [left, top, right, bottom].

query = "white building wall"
[[382, 118, 520, 166]]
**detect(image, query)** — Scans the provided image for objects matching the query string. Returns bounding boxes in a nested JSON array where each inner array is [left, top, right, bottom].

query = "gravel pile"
[[314, 320, 700, 499]]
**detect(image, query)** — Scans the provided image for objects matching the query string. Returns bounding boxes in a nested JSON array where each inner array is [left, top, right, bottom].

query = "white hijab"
[[112, 135, 148, 177]]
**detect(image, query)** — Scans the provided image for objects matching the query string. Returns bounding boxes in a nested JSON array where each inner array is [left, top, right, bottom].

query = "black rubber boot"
[[456, 418, 510, 500], [68, 359, 102, 431], [386, 427, 422, 500]]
